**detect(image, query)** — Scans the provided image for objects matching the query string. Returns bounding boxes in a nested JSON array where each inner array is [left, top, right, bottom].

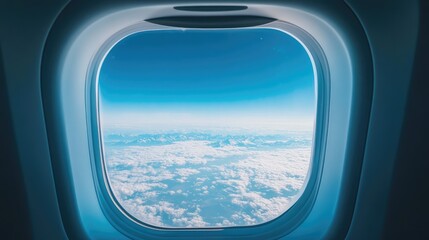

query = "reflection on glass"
[[99, 28, 315, 228]]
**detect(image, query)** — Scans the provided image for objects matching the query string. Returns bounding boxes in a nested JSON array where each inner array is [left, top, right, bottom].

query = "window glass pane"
[[98, 28, 315, 228]]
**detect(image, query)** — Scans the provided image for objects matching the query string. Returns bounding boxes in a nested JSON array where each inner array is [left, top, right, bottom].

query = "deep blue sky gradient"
[[99, 28, 315, 131]]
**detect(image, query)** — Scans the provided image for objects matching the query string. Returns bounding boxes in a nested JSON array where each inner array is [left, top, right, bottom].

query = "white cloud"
[[104, 132, 311, 227]]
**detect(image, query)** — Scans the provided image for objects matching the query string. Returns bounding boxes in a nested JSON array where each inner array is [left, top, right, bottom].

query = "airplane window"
[[98, 28, 315, 228]]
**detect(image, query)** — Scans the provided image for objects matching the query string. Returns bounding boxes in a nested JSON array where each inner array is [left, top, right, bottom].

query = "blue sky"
[[99, 28, 315, 132]]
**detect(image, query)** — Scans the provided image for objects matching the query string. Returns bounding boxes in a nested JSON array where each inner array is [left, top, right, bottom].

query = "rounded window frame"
[[87, 19, 329, 238]]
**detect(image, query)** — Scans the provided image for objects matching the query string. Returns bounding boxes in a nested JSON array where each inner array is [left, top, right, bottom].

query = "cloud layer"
[[104, 132, 312, 227]]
